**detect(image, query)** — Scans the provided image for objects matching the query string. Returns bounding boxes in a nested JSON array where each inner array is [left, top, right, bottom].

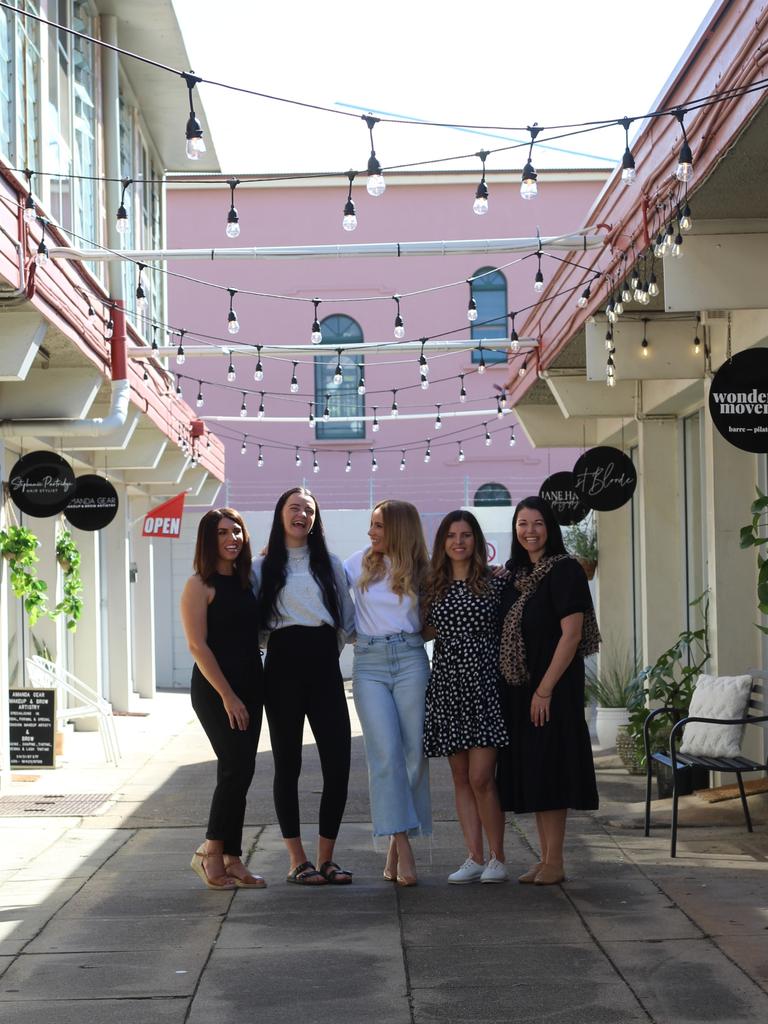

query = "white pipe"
[[50, 232, 604, 263], [206, 408, 512, 424], [128, 339, 537, 358], [0, 379, 131, 439]]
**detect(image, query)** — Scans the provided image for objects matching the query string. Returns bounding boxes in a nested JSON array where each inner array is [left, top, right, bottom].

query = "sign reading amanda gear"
[[142, 492, 186, 538]]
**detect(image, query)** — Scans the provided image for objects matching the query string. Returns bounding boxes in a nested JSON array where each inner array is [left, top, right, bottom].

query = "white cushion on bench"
[[679, 674, 753, 758]]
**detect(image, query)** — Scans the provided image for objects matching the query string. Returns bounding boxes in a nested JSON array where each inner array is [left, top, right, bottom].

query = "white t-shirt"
[[344, 548, 421, 637]]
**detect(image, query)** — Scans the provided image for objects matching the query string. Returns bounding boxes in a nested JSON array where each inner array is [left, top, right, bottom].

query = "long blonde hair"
[[359, 500, 429, 600]]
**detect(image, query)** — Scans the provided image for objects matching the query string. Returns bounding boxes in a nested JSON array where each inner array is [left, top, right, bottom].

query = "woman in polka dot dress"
[[422, 511, 510, 884]]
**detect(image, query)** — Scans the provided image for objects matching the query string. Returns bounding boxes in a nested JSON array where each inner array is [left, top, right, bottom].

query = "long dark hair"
[[423, 511, 489, 620], [193, 508, 253, 588], [509, 496, 566, 569], [257, 487, 342, 628]]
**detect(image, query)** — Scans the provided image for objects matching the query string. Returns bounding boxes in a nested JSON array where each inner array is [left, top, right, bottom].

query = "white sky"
[[174, 0, 717, 175]]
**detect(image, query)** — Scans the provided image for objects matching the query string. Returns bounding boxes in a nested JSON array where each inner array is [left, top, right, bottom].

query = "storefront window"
[[314, 315, 365, 440]]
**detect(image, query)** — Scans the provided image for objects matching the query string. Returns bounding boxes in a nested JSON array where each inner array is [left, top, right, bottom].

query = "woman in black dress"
[[180, 508, 265, 890], [497, 497, 600, 886]]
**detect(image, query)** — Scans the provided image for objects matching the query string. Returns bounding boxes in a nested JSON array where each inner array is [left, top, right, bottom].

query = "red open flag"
[[142, 492, 186, 538]]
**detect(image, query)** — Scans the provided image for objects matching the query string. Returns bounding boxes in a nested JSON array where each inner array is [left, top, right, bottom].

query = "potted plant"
[[626, 593, 711, 797], [739, 486, 768, 632], [564, 515, 597, 579], [585, 644, 642, 748], [0, 525, 48, 625]]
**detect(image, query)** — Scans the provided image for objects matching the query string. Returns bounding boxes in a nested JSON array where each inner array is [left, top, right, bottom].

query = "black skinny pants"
[[264, 625, 351, 840], [191, 665, 263, 857]]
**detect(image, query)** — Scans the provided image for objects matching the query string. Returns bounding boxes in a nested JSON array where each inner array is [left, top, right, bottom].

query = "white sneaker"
[[448, 857, 485, 884], [480, 857, 509, 883]]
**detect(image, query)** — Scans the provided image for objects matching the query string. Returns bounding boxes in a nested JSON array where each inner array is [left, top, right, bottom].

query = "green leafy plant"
[[0, 525, 48, 625], [739, 486, 768, 634], [52, 529, 83, 631], [586, 645, 642, 708], [564, 516, 597, 563], [626, 593, 711, 765]]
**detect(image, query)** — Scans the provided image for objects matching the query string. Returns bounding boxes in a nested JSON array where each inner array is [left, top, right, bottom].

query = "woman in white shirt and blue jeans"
[[344, 499, 431, 885]]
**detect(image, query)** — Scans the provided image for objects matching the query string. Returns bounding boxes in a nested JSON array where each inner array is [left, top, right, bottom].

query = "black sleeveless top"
[[193, 573, 262, 693]]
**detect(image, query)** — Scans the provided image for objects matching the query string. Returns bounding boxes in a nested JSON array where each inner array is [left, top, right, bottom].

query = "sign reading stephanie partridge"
[[709, 349, 768, 453], [539, 471, 589, 526], [142, 492, 186, 538], [572, 446, 637, 511]]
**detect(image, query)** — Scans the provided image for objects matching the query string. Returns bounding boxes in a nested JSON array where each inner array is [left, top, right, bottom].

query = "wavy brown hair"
[[359, 499, 428, 600], [193, 507, 253, 588], [423, 511, 490, 621]]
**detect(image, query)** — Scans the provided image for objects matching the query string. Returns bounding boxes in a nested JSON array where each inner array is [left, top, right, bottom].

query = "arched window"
[[470, 267, 507, 365], [314, 314, 365, 440], [474, 482, 512, 506]]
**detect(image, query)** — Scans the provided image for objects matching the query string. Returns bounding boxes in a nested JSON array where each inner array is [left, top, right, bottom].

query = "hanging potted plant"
[[53, 529, 83, 631], [0, 525, 48, 625], [564, 516, 597, 579]]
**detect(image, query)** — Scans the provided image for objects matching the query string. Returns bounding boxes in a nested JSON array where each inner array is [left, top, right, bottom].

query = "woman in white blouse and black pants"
[[254, 487, 355, 885]]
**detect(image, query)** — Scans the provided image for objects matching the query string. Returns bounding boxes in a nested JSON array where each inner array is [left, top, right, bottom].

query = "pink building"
[[166, 169, 607, 514]]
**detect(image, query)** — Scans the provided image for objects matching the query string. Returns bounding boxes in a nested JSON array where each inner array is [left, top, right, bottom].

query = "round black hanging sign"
[[64, 475, 119, 531], [708, 349, 768, 454], [539, 472, 589, 526], [572, 446, 637, 511], [8, 451, 77, 517]]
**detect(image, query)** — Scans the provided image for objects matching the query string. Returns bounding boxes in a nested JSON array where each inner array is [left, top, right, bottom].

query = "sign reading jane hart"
[[708, 349, 768, 454], [539, 472, 589, 526]]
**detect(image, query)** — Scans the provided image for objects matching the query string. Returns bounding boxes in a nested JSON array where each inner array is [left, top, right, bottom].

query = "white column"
[[637, 418, 687, 663], [129, 496, 156, 700], [103, 486, 133, 711], [32, 516, 60, 662], [71, 529, 103, 725], [594, 503, 634, 654]]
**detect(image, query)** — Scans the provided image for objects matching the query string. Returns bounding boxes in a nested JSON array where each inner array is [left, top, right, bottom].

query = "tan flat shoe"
[[518, 862, 543, 884], [225, 860, 267, 888], [397, 873, 417, 887], [533, 865, 565, 885], [190, 846, 236, 890]]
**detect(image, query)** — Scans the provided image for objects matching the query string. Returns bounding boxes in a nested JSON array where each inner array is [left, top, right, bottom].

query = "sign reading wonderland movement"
[[572, 446, 637, 511], [708, 349, 768, 454], [539, 472, 589, 526]]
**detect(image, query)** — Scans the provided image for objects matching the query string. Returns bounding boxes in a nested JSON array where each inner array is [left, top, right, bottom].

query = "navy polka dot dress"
[[423, 576, 510, 757]]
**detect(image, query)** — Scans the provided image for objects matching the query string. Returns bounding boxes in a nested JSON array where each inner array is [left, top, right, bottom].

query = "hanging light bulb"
[[357, 367, 366, 395], [295, 447, 302, 467], [371, 450, 378, 472], [500, 389, 508, 409], [257, 445, 264, 468], [509, 312, 520, 353], [457, 442, 465, 463], [519, 357, 529, 378], [509, 426, 516, 447], [641, 319, 650, 356], [630, 267, 640, 291], [423, 440, 431, 463], [393, 296, 405, 339], [308, 402, 315, 428], [605, 325, 614, 351], [290, 360, 300, 393], [310, 299, 322, 344], [654, 229, 667, 258], [459, 374, 467, 403], [23, 172, 36, 223], [477, 343, 486, 374], [363, 114, 386, 196], [115, 178, 131, 236], [435, 405, 442, 431], [672, 231, 684, 258], [520, 125, 540, 199], [372, 407, 380, 432], [105, 317, 114, 340], [614, 295, 624, 317], [258, 392, 265, 418], [254, 345, 264, 382], [35, 223, 49, 266], [312, 450, 319, 474], [175, 380, 183, 397], [196, 381, 204, 408], [342, 170, 357, 231], [227, 352, 236, 382], [496, 396, 503, 419], [639, 281, 651, 305], [419, 339, 429, 389], [664, 222, 675, 249], [240, 436, 247, 455], [606, 297, 617, 324], [619, 117, 636, 184], [345, 451, 352, 473], [143, 366, 149, 382], [674, 109, 694, 183], [467, 281, 478, 322], [621, 282, 632, 304], [679, 201, 693, 232], [484, 422, 492, 446], [333, 349, 343, 385], [473, 149, 489, 214], [399, 450, 406, 472], [323, 393, 331, 420], [183, 73, 206, 160], [226, 178, 241, 238], [135, 263, 148, 313], [533, 251, 544, 293], [227, 289, 240, 335], [390, 390, 399, 417], [693, 314, 702, 354], [648, 272, 659, 297], [577, 282, 592, 309], [239, 392, 247, 417], [176, 340, 185, 365]]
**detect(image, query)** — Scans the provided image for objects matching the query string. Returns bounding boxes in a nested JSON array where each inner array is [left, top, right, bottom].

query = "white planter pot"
[[595, 706, 630, 749]]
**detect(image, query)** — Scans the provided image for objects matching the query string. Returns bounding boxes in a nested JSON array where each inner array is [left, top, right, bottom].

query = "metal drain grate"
[[0, 794, 112, 817]]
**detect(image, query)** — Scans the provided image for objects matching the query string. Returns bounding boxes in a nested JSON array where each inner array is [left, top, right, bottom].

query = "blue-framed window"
[[474, 482, 512, 506], [314, 314, 365, 440], [471, 267, 507, 365]]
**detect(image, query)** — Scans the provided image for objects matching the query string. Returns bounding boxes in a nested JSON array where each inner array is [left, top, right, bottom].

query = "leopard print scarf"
[[500, 554, 601, 686]]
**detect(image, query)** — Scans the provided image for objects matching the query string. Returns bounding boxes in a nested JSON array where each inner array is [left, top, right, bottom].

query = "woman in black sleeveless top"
[[181, 508, 265, 889]]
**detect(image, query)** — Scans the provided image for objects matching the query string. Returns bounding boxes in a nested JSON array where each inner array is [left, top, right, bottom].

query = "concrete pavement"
[[0, 690, 767, 1023]]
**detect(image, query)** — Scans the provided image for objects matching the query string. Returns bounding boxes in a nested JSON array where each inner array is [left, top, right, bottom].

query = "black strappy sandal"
[[318, 860, 353, 884], [286, 861, 327, 885]]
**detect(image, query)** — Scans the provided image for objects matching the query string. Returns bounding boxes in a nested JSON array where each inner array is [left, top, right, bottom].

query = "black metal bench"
[[643, 673, 767, 857]]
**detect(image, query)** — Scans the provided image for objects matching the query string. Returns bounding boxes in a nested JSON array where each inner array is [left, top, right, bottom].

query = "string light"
[[473, 149, 489, 215], [363, 114, 386, 196], [116, 178, 131, 235], [240, 436, 247, 454], [423, 440, 432, 463], [342, 170, 357, 231], [257, 445, 264, 468], [619, 117, 636, 184], [496, 395, 503, 419], [258, 392, 265, 418], [295, 447, 302, 467], [419, 339, 429, 389], [672, 228, 684, 257], [458, 374, 467, 403], [135, 263, 148, 312], [183, 72, 206, 160], [196, 381, 204, 408], [176, 333, 186, 365], [605, 325, 614, 351], [399, 450, 406, 471], [175, 379, 183, 397], [323, 393, 331, 420], [254, 345, 264, 382], [467, 281, 478, 322], [290, 360, 300, 393], [533, 250, 544, 293], [520, 125, 540, 200], [509, 426, 516, 446], [311, 299, 322, 344], [500, 389, 508, 409], [227, 351, 236, 382], [679, 200, 693, 232], [143, 366, 149, 382], [693, 314, 702, 353], [476, 342, 486, 374], [621, 280, 632, 304], [312, 450, 319, 474], [227, 289, 239, 335], [434, 404, 442, 430], [390, 390, 399, 417], [23, 170, 36, 223], [393, 296, 405, 339], [577, 282, 592, 309], [674, 109, 694, 183], [648, 271, 659, 297], [371, 450, 378, 472], [35, 221, 49, 266], [239, 392, 247, 417], [483, 422, 492, 446], [226, 178, 241, 238], [518, 356, 529, 378], [105, 317, 114, 340], [345, 451, 352, 473], [509, 312, 519, 353], [372, 407, 380, 432], [333, 349, 343, 385], [308, 401, 315, 428], [457, 442, 465, 462], [357, 366, 366, 395], [641, 318, 650, 356]]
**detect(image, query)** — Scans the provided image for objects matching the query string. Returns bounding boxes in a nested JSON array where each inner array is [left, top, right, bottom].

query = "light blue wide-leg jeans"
[[352, 632, 432, 838]]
